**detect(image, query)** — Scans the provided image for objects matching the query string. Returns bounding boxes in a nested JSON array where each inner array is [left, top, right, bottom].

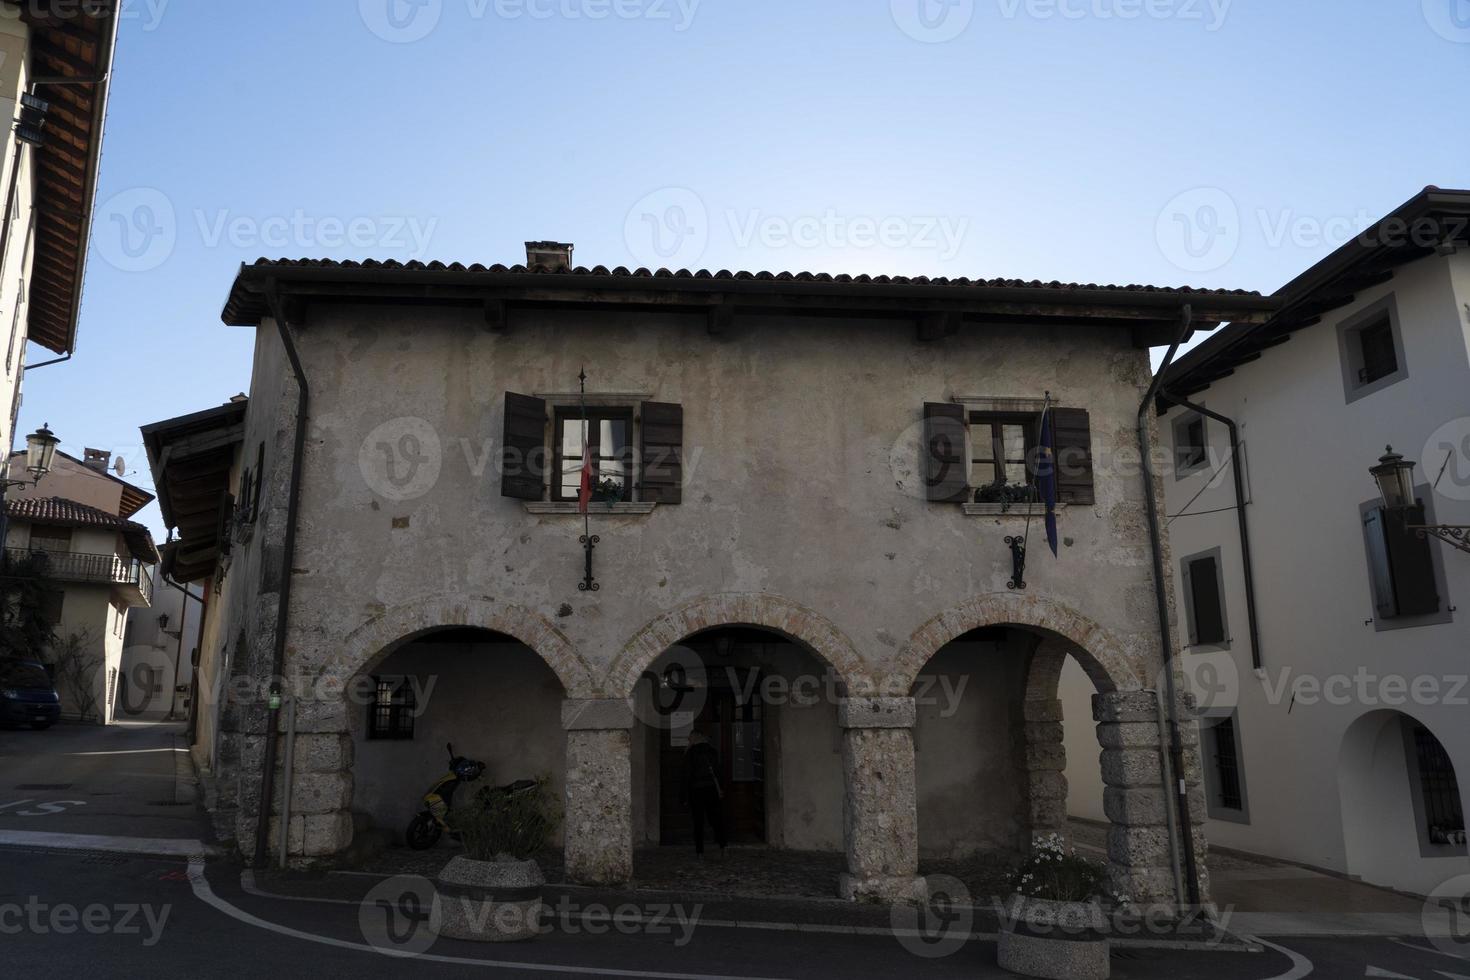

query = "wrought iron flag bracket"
[[579, 533, 600, 591], [1005, 535, 1027, 590]]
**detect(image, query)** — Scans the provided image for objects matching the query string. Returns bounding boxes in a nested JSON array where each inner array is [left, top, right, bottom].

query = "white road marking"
[[195, 859, 795, 979], [67, 747, 187, 756], [1250, 937, 1314, 979], [1365, 968, 1417, 978], [9, 800, 86, 816], [0, 829, 216, 858], [1395, 940, 1470, 962]]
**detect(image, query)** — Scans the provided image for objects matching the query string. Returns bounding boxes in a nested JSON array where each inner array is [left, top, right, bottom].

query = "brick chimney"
[[525, 241, 573, 271], [82, 448, 109, 473]]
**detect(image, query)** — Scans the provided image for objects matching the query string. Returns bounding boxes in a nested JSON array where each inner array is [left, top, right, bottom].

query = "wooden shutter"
[[639, 401, 683, 504], [1363, 508, 1399, 618], [923, 402, 968, 503], [1051, 407, 1094, 505], [1386, 505, 1440, 617], [500, 392, 547, 500]]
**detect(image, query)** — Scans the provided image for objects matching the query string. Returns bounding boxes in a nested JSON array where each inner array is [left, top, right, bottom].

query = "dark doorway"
[[658, 668, 766, 844]]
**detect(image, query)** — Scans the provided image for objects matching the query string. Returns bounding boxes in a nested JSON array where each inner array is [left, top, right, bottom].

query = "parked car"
[[0, 658, 61, 730]]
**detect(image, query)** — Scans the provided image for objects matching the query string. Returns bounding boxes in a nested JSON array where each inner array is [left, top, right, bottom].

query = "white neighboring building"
[[0, 6, 118, 461], [120, 564, 204, 722], [1062, 186, 1470, 897]]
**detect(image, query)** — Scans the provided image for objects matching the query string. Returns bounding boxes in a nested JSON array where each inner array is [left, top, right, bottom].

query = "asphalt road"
[[6, 720, 1470, 978]]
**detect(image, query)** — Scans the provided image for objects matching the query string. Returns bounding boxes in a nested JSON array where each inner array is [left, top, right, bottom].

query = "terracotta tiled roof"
[[222, 256, 1272, 328], [5, 496, 159, 564]]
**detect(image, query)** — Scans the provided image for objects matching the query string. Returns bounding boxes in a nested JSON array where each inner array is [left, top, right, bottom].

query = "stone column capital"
[[837, 696, 915, 730], [561, 697, 635, 731]]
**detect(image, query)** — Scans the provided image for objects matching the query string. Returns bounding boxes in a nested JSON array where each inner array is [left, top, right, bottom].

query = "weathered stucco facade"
[[168, 256, 1275, 906]]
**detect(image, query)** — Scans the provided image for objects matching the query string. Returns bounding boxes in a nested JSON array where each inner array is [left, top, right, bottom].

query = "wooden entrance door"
[[658, 677, 766, 844]]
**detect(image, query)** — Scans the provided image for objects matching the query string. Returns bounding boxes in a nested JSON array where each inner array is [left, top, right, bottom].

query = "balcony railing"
[[4, 548, 153, 604]]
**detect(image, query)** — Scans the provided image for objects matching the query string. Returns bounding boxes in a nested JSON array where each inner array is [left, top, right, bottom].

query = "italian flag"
[[578, 423, 593, 515]]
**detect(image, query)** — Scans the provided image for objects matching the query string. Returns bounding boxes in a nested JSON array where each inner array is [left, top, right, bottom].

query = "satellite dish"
[[113, 456, 126, 477]]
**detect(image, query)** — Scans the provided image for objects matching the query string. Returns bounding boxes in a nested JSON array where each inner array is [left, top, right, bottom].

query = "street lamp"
[[1370, 446, 1470, 554], [3, 424, 59, 490]]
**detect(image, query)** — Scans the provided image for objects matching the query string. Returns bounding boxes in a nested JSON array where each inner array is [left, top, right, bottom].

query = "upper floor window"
[[500, 393, 684, 505], [922, 401, 1095, 506], [1173, 410, 1208, 477], [1356, 317, 1398, 385], [1181, 548, 1229, 649], [1338, 296, 1408, 403], [969, 412, 1036, 491], [553, 408, 633, 503]]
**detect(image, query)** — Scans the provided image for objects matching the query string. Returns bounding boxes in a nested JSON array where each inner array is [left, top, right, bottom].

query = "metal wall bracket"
[[579, 533, 601, 592], [1005, 535, 1027, 590]]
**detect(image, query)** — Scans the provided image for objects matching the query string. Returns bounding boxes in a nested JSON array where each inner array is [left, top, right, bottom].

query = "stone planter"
[[996, 893, 1110, 980], [433, 855, 544, 942]]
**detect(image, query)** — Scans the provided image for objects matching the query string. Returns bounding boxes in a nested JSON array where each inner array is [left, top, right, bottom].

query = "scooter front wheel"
[[405, 812, 442, 850]]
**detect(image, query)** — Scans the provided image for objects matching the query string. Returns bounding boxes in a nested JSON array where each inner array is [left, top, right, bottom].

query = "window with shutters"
[[368, 677, 416, 740], [1338, 296, 1408, 403], [1361, 492, 1448, 630], [1180, 548, 1229, 649], [500, 392, 684, 508], [923, 402, 1095, 507]]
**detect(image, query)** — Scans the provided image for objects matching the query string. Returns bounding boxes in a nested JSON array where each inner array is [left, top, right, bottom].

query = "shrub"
[[447, 776, 560, 862]]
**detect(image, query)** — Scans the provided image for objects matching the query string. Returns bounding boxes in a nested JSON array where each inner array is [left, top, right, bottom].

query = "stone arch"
[[604, 593, 867, 698], [890, 592, 1140, 696], [343, 595, 596, 698]]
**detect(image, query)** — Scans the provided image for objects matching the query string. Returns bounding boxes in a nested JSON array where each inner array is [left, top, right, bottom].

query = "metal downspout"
[[252, 283, 310, 870], [1138, 305, 1202, 910], [1160, 392, 1263, 670]]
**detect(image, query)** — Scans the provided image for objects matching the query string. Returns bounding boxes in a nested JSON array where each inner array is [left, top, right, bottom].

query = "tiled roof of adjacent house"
[[1162, 186, 1470, 400], [5, 497, 159, 564], [17, 6, 122, 355]]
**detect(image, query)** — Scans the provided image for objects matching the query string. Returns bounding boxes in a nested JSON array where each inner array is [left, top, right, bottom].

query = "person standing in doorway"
[[682, 730, 727, 858]]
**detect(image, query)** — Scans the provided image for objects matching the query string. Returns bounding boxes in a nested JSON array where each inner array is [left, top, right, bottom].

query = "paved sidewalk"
[[1068, 818, 1448, 938], [0, 719, 205, 840]]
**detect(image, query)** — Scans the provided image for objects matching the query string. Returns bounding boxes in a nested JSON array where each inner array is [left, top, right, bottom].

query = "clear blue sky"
[[19, 0, 1469, 539]]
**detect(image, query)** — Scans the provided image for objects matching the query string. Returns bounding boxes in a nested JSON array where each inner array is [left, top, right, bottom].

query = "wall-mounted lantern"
[[1370, 446, 1470, 554]]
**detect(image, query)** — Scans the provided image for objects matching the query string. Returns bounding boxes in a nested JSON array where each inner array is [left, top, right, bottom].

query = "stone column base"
[[839, 698, 921, 905], [837, 872, 928, 904], [562, 698, 634, 886]]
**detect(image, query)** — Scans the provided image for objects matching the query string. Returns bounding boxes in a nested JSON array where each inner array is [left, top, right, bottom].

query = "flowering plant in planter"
[[997, 834, 1125, 980], [435, 776, 560, 942], [1009, 833, 1124, 905]]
